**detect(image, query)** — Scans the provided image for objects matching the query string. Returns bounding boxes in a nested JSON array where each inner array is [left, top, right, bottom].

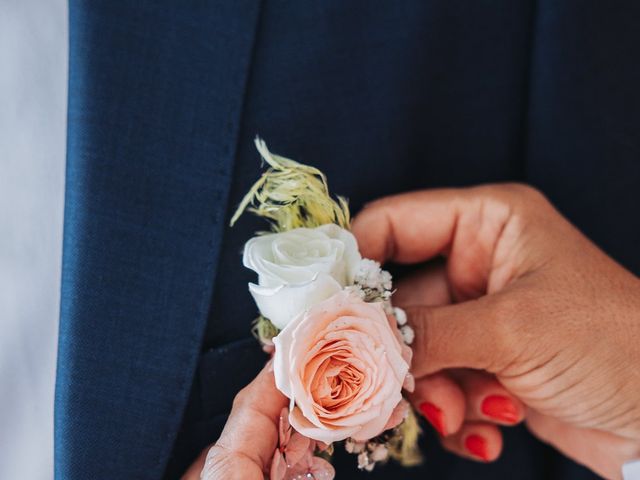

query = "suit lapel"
[[56, 1, 262, 478]]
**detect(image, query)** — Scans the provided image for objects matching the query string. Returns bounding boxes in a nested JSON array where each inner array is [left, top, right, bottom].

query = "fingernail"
[[464, 434, 490, 461], [419, 402, 446, 436], [481, 395, 519, 423]]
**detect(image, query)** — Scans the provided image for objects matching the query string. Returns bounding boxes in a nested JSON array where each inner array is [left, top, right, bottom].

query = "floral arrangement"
[[231, 138, 421, 479]]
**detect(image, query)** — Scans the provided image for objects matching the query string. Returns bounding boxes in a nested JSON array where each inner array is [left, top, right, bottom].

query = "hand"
[[182, 361, 287, 480], [352, 184, 640, 479]]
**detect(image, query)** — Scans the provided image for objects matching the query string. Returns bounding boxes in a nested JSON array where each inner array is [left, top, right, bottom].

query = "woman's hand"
[[352, 184, 640, 479], [182, 361, 287, 480]]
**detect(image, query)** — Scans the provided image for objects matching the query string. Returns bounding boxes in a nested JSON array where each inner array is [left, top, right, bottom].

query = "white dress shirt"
[[0, 0, 67, 478], [625, 461, 640, 480]]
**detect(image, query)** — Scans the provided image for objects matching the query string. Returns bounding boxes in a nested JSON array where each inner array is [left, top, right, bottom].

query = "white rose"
[[242, 224, 361, 329]]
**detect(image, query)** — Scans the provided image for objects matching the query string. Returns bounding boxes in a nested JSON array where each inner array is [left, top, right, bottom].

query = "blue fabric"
[[57, 1, 260, 478], [57, 1, 640, 479]]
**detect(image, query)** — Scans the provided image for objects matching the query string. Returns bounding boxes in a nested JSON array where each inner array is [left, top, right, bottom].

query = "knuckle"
[[481, 183, 549, 210], [502, 182, 541, 198], [506, 183, 551, 211], [490, 292, 539, 361], [231, 386, 251, 411], [492, 293, 523, 332]]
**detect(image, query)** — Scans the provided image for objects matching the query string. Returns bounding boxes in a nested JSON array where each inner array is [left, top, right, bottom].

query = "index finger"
[[351, 189, 464, 264], [351, 187, 521, 299]]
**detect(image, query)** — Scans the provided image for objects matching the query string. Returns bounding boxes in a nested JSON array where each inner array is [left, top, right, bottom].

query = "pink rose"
[[273, 290, 412, 443]]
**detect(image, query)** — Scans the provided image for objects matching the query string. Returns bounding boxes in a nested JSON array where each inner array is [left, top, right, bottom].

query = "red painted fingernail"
[[464, 434, 490, 461], [481, 395, 519, 424], [419, 402, 446, 436]]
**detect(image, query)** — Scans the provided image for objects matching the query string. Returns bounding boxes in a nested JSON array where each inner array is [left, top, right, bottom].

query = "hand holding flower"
[[352, 184, 640, 477], [182, 363, 286, 480], [220, 139, 422, 476], [187, 140, 639, 480], [181, 363, 335, 480]]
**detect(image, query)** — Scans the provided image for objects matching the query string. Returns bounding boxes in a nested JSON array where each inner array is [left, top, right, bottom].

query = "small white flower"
[[400, 325, 415, 345], [353, 259, 393, 302], [357, 451, 375, 471], [380, 270, 393, 291], [345, 438, 366, 454], [354, 259, 392, 290], [369, 444, 389, 462], [357, 451, 369, 469], [243, 224, 361, 329], [393, 306, 407, 326], [345, 285, 366, 300]]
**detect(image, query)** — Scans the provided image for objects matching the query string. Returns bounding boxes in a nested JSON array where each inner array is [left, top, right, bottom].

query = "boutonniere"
[[231, 138, 421, 479]]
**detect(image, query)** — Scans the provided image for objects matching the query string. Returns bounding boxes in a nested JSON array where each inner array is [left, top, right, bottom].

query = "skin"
[[183, 361, 287, 480], [187, 184, 640, 480]]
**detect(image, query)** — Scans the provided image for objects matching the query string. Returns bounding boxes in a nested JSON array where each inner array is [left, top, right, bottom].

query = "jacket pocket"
[[198, 336, 268, 418]]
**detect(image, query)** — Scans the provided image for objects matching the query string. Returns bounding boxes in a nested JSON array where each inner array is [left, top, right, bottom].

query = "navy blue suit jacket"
[[56, 1, 639, 479]]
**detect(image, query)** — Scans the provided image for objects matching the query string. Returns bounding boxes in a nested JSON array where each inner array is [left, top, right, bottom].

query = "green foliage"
[[251, 315, 279, 343]]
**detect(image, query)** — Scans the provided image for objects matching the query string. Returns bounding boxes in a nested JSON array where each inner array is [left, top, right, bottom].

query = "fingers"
[[352, 188, 540, 375], [441, 422, 503, 462], [352, 187, 522, 300], [352, 189, 466, 264], [412, 371, 523, 432], [454, 370, 524, 426], [526, 410, 640, 480], [200, 361, 288, 480], [393, 258, 523, 375], [410, 370, 522, 463], [409, 372, 466, 437], [405, 291, 512, 375], [392, 259, 452, 308], [181, 448, 208, 480]]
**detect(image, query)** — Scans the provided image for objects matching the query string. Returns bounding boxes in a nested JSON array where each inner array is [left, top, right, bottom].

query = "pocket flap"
[[198, 337, 268, 418]]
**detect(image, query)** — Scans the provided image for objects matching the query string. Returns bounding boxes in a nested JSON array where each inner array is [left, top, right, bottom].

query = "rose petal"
[[250, 273, 342, 329], [270, 451, 287, 480], [310, 456, 336, 480], [315, 441, 331, 452], [284, 432, 310, 467], [243, 226, 362, 328], [278, 407, 291, 445], [289, 406, 359, 443], [350, 390, 403, 441], [403, 372, 415, 393], [383, 399, 410, 431]]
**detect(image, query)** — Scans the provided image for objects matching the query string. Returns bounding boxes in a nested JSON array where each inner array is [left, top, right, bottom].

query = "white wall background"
[[0, 0, 67, 478]]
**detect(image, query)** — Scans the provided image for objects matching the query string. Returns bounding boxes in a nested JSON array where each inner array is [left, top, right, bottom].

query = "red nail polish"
[[464, 434, 490, 461], [419, 402, 446, 436], [481, 395, 519, 423]]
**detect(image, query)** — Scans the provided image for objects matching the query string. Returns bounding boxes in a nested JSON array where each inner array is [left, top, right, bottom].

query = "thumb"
[[200, 361, 287, 480], [406, 291, 518, 377]]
